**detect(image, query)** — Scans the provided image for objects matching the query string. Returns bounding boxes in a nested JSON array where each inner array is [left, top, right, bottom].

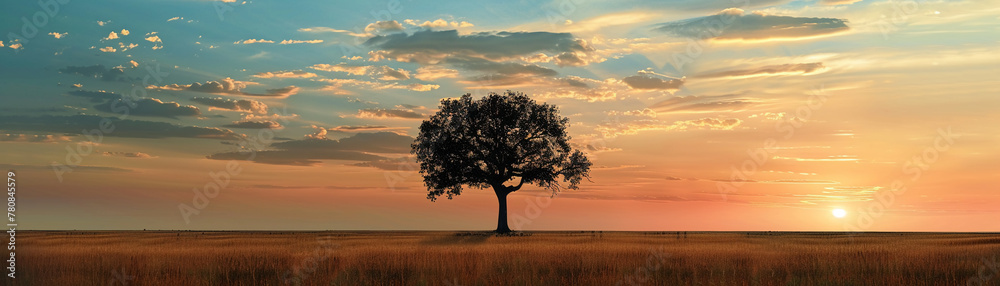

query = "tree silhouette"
[[412, 91, 591, 233]]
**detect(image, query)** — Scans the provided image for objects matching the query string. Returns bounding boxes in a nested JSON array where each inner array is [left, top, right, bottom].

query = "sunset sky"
[[2, 0, 998, 231]]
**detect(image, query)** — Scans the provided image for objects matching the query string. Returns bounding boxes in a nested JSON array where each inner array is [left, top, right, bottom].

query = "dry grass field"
[[12, 231, 1000, 285]]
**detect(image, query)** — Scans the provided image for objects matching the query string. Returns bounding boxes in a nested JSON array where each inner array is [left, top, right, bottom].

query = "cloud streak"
[[650, 93, 757, 113], [207, 132, 413, 166], [94, 98, 201, 119], [191, 97, 269, 114], [0, 134, 73, 143], [365, 30, 591, 64], [0, 115, 242, 140], [148, 78, 299, 98], [655, 8, 849, 42], [695, 63, 826, 79], [597, 117, 742, 137], [59, 65, 126, 81], [355, 108, 425, 119]]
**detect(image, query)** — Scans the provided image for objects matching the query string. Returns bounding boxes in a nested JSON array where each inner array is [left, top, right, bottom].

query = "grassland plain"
[[12, 231, 1000, 285]]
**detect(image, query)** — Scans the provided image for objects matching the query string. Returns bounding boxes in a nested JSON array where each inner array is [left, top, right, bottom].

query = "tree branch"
[[506, 176, 525, 193]]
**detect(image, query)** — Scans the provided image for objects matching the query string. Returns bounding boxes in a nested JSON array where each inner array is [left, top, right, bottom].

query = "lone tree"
[[412, 91, 591, 233]]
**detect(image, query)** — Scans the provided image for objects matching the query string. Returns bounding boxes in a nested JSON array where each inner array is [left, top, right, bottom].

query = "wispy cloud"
[[597, 117, 741, 137], [695, 63, 826, 79], [147, 78, 299, 98], [94, 98, 201, 119], [354, 108, 425, 120], [0, 134, 73, 143], [252, 70, 318, 79], [191, 97, 269, 114], [207, 132, 413, 166], [655, 8, 850, 42], [0, 115, 242, 140]]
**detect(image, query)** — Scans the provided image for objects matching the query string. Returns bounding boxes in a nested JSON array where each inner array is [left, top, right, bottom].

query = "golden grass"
[[16, 231, 1000, 285]]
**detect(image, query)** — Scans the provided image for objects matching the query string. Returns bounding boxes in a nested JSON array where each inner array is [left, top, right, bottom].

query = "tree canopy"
[[412, 91, 591, 202]]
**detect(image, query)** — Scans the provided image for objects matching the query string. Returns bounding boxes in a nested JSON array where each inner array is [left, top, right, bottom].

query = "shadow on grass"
[[419, 231, 531, 245]]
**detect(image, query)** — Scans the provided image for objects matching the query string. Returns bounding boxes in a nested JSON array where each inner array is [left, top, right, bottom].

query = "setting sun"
[[832, 209, 847, 218]]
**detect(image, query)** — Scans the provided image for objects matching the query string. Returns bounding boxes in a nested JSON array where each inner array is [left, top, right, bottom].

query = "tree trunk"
[[494, 189, 511, 233]]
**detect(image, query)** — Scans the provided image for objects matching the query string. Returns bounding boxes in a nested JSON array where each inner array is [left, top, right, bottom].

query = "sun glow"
[[832, 209, 847, 218]]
